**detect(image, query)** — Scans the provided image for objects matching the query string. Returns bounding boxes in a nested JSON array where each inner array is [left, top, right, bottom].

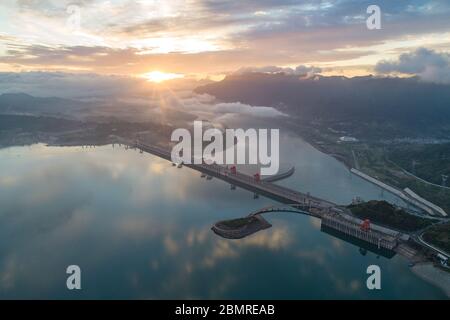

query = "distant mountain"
[[0, 114, 82, 132], [195, 73, 450, 129], [0, 93, 85, 116]]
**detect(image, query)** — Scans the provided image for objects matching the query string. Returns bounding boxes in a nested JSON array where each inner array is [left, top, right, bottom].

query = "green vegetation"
[[402, 180, 450, 212], [423, 223, 450, 254], [388, 143, 450, 185], [294, 124, 450, 214], [282, 112, 450, 215], [348, 200, 434, 232]]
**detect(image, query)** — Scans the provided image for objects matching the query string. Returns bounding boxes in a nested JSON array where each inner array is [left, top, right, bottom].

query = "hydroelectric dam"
[[126, 139, 409, 254]]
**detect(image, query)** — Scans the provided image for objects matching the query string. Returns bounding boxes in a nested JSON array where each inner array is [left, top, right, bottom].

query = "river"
[[0, 137, 446, 299]]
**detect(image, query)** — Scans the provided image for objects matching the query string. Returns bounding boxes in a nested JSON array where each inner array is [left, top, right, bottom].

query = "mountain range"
[[195, 73, 450, 136], [0, 93, 85, 117]]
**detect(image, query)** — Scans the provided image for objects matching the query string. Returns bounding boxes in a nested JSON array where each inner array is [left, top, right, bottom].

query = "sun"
[[143, 71, 184, 83]]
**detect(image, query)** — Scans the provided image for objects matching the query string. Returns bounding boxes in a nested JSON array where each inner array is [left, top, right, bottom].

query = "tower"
[[411, 159, 417, 175], [442, 175, 448, 187]]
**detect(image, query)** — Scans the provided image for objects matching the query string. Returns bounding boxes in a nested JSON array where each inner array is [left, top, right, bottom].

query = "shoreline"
[[411, 263, 450, 298], [298, 133, 450, 296], [295, 133, 354, 170]]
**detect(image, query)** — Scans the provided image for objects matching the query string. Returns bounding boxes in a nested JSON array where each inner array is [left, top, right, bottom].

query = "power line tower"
[[442, 175, 448, 187], [411, 159, 418, 175]]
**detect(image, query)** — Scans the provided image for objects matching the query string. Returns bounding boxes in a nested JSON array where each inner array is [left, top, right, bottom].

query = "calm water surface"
[[0, 137, 446, 299]]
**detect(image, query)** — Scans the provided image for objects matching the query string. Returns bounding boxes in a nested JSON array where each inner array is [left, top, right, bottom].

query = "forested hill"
[[195, 73, 450, 130]]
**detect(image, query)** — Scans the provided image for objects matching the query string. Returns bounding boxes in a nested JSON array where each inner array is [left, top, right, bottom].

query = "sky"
[[0, 0, 450, 80]]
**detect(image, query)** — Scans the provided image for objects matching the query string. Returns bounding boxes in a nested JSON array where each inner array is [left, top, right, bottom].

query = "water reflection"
[[321, 225, 396, 259], [0, 143, 446, 299]]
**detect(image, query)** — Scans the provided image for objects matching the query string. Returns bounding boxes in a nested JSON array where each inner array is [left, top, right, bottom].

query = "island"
[[211, 215, 272, 239]]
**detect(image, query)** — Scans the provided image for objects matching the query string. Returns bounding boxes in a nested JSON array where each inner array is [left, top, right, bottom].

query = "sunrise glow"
[[143, 71, 184, 83]]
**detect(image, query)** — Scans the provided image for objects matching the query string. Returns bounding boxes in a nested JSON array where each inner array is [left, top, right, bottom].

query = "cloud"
[[1, 1, 450, 75], [295, 65, 322, 76], [212, 102, 287, 118], [0, 42, 364, 76], [375, 48, 450, 83], [0, 70, 284, 129], [176, 92, 287, 121], [235, 65, 322, 77], [0, 71, 157, 99]]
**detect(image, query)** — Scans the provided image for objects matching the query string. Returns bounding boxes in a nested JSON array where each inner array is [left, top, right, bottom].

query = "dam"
[[131, 140, 407, 252]]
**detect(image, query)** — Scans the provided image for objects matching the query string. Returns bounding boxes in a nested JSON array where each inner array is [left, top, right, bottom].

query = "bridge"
[[248, 203, 333, 218], [249, 205, 312, 216]]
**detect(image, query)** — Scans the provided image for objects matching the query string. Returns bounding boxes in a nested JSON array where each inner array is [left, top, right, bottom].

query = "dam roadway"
[[134, 141, 339, 217]]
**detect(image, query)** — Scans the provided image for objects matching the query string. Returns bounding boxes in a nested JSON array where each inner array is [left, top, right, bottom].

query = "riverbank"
[[286, 120, 450, 212], [297, 135, 354, 170], [411, 263, 450, 298], [289, 130, 450, 295]]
